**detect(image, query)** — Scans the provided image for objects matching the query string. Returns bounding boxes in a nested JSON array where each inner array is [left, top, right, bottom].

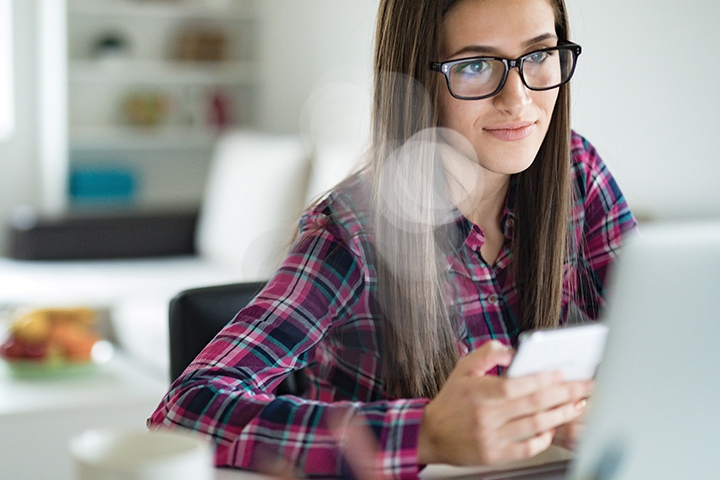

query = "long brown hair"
[[371, 0, 573, 399]]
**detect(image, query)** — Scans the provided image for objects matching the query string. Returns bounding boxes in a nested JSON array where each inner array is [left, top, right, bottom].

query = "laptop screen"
[[570, 221, 720, 479]]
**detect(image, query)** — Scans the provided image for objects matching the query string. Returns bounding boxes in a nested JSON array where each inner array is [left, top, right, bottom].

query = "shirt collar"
[[445, 175, 518, 253]]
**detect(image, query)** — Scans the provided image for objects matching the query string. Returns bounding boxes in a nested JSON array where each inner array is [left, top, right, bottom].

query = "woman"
[[149, 0, 637, 477]]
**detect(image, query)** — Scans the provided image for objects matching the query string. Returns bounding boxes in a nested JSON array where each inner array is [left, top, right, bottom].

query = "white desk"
[[212, 446, 572, 479], [0, 353, 168, 480]]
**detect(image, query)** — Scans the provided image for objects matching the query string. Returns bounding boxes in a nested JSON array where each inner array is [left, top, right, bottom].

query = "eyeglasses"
[[430, 43, 582, 100]]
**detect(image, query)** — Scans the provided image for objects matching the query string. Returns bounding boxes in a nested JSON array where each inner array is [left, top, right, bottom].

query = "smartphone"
[[506, 323, 609, 381]]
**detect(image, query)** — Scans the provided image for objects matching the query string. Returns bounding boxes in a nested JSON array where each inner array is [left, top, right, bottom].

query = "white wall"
[[256, 0, 378, 135], [0, 0, 41, 253], [567, 0, 720, 220], [0, 0, 14, 142]]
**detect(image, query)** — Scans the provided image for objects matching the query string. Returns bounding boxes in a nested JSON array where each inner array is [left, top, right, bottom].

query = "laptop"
[[568, 220, 720, 479], [438, 220, 720, 479]]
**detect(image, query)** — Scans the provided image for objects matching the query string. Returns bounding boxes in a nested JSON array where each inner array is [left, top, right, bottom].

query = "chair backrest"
[[168, 281, 305, 396]]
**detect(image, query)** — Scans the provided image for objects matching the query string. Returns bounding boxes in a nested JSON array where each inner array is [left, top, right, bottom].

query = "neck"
[[445, 155, 510, 231], [468, 170, 510, 231]]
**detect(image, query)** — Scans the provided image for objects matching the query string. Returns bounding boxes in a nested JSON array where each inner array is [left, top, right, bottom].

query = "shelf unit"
[[70, 125, 219, 151], [66, 0, 259, 208], [69, 0, 255, 19], [69, 59, 256, 85]]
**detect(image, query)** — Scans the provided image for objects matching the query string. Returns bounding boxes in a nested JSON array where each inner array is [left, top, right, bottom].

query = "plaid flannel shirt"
[[149, 132, 637, 478]]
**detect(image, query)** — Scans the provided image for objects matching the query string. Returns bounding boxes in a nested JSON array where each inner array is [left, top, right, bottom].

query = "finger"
[[575, 398, 588, 419], [500, 380, 593, 420], [328, 410, 388, 480], [485, 371, 566, 403], [577, 394, 593, 421], [488, 430, 554, 465], [458, 340, 514, 377], [553, 421, 584, 451], [498, 401, 585, 444], [251, 447, 297, 478]]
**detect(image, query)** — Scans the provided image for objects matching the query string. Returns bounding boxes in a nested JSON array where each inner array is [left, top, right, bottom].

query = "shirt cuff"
[[377, 397, 431, 479]]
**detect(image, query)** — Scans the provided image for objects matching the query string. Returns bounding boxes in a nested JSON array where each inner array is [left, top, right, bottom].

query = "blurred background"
[[1, 0, 719, 252], [0, 2, 718, 478], [0, 0, 379, 253]]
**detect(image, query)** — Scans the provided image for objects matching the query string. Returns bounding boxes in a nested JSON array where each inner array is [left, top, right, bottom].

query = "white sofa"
[[0, 131, 361, 379]]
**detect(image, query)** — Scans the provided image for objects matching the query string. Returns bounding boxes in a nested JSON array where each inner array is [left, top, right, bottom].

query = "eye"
[[525, 50, 552, 65], [454, 59, 492, 79]]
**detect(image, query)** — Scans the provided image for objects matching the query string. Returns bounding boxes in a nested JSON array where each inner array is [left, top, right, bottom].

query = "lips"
[[484, 122, 536, 141]]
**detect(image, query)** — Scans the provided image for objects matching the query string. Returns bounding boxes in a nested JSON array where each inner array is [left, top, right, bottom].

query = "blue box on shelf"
[[69, 166, 138, 205]]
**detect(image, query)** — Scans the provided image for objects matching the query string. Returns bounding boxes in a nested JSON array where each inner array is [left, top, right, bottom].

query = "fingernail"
[[575, 399, 587, 410]]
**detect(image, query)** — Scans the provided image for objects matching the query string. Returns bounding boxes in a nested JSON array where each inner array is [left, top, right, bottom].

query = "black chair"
[[168, 281, 306, 395]]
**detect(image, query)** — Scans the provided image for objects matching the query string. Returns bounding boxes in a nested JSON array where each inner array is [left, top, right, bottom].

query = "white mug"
[[68, 428, 214, 480]]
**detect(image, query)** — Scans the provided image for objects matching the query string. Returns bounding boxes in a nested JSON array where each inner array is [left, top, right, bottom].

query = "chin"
[[485, 133, 548, 171], [477, 149, 538, 175]]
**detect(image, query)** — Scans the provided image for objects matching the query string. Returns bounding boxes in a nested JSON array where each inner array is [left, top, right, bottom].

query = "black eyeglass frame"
[[430, 42, 582, 100]]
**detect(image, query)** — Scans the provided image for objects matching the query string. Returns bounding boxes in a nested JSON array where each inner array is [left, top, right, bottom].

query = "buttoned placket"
[[447, 219, 517, 353]]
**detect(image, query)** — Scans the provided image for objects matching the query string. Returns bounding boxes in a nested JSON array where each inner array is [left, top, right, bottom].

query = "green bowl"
[[1, 356, 98, 379]]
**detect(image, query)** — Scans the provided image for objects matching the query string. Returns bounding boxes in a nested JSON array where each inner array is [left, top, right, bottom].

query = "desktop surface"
[[0, 352, 168, 480]]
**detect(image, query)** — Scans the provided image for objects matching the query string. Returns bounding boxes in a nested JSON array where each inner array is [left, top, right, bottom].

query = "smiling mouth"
[[484, 123, 536, 141]]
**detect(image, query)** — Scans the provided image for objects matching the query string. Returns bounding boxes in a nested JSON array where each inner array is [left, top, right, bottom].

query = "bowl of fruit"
[[0, 307, 108, 377]]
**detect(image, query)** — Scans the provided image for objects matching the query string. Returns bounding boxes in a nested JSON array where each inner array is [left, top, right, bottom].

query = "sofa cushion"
[[195, 131, 310, 280]]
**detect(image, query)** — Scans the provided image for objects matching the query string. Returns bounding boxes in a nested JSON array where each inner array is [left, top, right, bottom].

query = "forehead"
[[442, 0, 557, 56]]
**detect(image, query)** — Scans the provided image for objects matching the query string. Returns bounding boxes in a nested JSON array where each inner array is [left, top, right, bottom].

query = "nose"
[[492, 68, 531, 114]]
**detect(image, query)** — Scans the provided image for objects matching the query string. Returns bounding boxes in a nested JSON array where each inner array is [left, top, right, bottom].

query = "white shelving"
[[69, 0, 255, 21], [66, 0, 259, 207], [70, 125, 219, 151], [69, 59, 256, 85]]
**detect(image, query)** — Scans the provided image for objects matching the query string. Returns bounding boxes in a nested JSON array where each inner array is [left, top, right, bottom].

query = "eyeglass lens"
[[447, 48, 575, 99]]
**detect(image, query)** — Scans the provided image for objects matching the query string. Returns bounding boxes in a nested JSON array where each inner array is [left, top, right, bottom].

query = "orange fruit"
[[11, 312, 52, 344]]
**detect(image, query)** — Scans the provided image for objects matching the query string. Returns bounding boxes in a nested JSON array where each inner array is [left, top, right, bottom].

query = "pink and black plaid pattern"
[[149, 132, 637, 478]]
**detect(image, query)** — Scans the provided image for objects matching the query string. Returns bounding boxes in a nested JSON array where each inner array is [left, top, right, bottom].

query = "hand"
[[417, 340, 593, 466], [552, 399, 588, 451]]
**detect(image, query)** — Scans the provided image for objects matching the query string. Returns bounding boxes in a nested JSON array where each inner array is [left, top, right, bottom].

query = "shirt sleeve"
[[569, 134, 638, 319], [148, 215, 429, 479]]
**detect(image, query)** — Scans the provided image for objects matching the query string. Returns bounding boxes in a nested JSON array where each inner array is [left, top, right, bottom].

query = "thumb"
[[459, 340, 514, 377]]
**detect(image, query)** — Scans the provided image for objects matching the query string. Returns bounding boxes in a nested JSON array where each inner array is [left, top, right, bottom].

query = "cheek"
[[536, 90, 560, 123], [437, 90, 487, 134]]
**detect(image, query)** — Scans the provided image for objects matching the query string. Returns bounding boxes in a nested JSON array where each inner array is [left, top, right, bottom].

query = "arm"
[[568, 134, 638, 320], [149, 219, 428, 479], [553, 134, 638, 448]]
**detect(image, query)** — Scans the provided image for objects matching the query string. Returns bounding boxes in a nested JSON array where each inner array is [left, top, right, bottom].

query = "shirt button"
[[487, 294, 499, 305], [505, 218, 515, 235]]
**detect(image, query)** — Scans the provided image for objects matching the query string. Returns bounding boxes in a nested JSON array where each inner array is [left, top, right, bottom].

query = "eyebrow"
[[447, 33, 558, 58]]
